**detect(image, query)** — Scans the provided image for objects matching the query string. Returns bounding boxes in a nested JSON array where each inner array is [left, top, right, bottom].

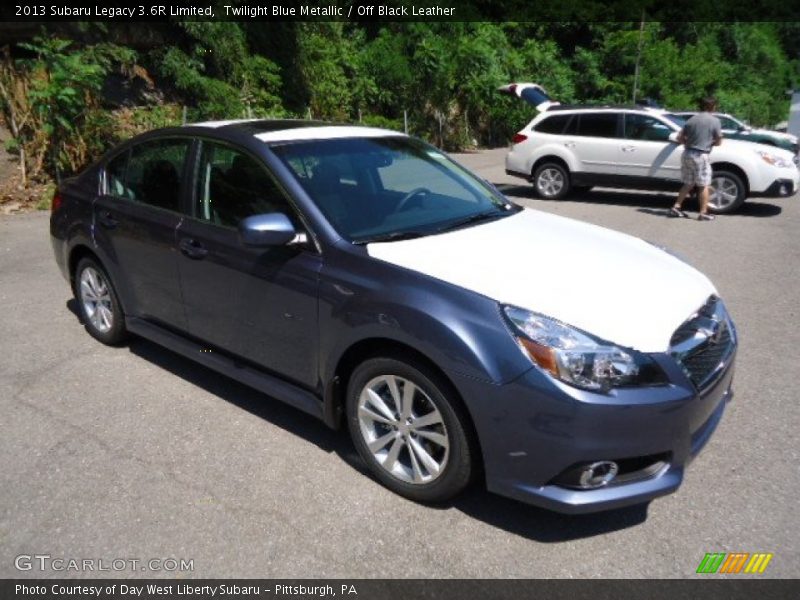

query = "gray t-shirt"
[[683, 112, 722, 153]]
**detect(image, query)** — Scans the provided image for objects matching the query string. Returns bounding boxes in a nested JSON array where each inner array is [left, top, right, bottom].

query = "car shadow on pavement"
[[125, 336, 349, 454], [496, 183, 784, 217], [449, 487, 649, 542], [65, 300, 649, 541]]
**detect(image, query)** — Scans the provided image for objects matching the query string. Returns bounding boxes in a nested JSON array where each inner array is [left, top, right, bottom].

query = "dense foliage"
[[0, 21, 797, 185]]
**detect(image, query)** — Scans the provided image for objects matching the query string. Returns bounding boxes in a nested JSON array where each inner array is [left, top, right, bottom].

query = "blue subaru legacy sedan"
[[50, 120, 737, 513]]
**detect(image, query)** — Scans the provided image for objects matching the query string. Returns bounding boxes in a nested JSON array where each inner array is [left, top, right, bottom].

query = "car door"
[[175, 139, 322, 388], [568, 112, 623, 178], [618, 113, 683, 181], [93, 137, 191, 330]]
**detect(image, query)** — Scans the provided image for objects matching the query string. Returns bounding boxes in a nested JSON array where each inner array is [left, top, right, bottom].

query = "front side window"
[[623, 114, 673, 141], [272, 136, 517, 243], [718, 116, 740, 130], [575, 113, 619, 138], [194, 141, 295, 228], [105, 138, 190, 212]]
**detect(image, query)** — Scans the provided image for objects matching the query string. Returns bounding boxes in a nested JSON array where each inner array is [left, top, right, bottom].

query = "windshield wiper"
[[436, 209, 507, 234], [353, 230, 431, 245]]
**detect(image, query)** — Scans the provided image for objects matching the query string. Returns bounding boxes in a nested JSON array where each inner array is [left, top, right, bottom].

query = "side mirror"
[[668, 131, 680, 143], [238, 213, 297, 247]]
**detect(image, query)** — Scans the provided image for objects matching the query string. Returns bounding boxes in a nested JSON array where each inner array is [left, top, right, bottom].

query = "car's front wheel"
[[708, 171, 746, 214], [74, 257, 127, 345], [346, 356, 475, 503], [532, 162, 571, 199]]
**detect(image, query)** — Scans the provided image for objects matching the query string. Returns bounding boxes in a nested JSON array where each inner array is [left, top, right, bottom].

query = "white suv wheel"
[[533, 163, 571, 199]]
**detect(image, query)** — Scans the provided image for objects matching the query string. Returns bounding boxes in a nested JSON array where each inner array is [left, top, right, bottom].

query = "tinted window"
[[272, 137, 513, 242], [624, 114, 673, 141], [534, 115, 571, 134], [106, 138, 190, 211], [718, 116, 739, 130], [195, 141, 294, 227], [575, 113, 619, 138], [106, 151, 130, 198]]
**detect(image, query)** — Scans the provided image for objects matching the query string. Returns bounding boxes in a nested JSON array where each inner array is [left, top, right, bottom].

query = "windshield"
[[271, 136, 518, 243]]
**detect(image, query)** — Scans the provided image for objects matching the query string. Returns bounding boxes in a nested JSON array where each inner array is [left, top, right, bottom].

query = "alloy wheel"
[[357, 375, 450, 484], [708, 176, 740, 211], [536, 168, 565, 198], [79, 266, 114, 333]]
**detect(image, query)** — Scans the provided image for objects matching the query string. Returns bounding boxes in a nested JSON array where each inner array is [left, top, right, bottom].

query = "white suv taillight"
[[512, 133, 528, 145]]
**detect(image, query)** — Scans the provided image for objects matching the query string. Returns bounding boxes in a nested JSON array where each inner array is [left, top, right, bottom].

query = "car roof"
[[542, 105, 666, 114], [190, 118, 405, 142]]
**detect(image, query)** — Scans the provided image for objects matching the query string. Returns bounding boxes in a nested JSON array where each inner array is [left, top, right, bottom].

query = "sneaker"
[[697, 213, 715, 221], [669, 207, 689, 218]]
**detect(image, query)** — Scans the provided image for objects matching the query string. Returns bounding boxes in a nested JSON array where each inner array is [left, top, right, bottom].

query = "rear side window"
[[575, 113, 619, 138], [104, 138, 190, 212], [534, 115, 571, 134]]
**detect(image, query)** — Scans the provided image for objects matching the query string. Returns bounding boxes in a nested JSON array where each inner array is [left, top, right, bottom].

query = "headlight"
[[756, 149, 794, 169], [503, 306, 666, 392]]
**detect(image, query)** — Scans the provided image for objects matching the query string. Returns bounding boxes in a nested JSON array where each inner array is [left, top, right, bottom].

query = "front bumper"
[[453, 351, 735, 514], [753, 175, 799, 198]]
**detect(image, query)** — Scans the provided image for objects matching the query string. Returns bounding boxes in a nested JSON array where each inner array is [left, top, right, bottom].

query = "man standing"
[[670, 97, 723, 221]]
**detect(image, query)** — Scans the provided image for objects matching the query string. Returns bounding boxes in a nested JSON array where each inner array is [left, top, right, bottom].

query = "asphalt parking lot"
[[1, 147, 798, 579]]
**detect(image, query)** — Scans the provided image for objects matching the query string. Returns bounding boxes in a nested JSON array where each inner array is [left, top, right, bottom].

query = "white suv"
[[502, 84, 799, 214]]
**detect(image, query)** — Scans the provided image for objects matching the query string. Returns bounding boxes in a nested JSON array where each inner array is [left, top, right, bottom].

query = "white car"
[[502, 83, 800, 213]]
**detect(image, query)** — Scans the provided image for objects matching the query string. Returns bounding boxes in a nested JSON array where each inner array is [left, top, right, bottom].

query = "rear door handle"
[[97, 210, 118, 229], [621, 145, 636, 152], [564, 141, 576, 148], [179, 238, 208, 259]]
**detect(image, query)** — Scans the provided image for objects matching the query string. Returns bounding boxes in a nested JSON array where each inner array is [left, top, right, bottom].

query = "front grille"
[[670, 296, 736, 390], [680, 325, 732, 387]]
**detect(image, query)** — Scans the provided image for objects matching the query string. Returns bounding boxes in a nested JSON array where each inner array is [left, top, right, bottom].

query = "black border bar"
[[2, 0, 800, 22], [3, 580, 800, 600]]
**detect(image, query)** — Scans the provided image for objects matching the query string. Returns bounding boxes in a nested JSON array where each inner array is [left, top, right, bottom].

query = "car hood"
[[750, 127, 797, 143], [367, 209, 716, 353]]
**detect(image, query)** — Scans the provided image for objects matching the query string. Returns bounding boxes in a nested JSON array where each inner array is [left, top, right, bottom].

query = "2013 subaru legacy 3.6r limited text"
[[50, 120, 737, 513]]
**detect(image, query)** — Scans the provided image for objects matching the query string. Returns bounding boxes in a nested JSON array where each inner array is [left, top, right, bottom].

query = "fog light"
[[579, 461, 619, 488], [553, 460, 620, 489]]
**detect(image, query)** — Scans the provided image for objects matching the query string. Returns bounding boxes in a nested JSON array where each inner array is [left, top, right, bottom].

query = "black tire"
[[74, 257, 128, 345], [532, 161, 571, 199], [346, 356, 475, 503], [708, 170, 746, 214]]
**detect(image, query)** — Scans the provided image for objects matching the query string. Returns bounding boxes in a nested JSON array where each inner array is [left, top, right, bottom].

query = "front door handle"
[[179, 238, 208, 259], [621, 145, 636, 152], [97, 210, 118, 229], [564, 141, 576, 148]]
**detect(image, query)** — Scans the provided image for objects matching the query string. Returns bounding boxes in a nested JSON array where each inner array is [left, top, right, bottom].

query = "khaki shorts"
[[681, 150, 712, 186]]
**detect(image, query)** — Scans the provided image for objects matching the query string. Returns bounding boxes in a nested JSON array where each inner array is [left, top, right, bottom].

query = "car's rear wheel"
[[533, 162, 571, 199], [708, 171, 746, 214], [74, 257, 127, 345], [346, 357, 474, 503]]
